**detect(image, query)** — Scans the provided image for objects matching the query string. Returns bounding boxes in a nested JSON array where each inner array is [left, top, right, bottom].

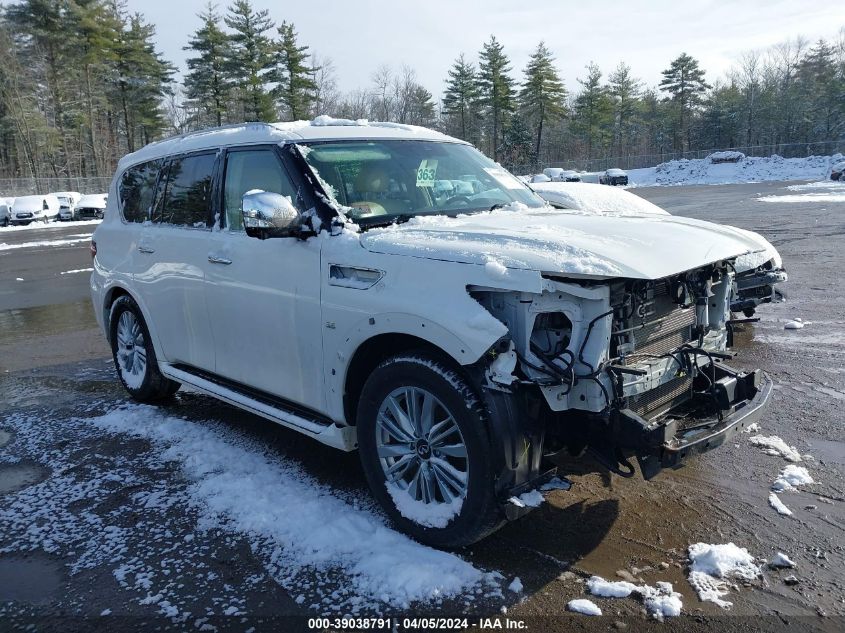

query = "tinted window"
[[153, 153, 216, 227], [120, 160, 161, 223], [223, 149, 298, 231]]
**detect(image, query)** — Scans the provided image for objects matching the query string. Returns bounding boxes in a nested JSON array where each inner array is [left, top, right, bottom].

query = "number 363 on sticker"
[[416, 159, 438, 187]]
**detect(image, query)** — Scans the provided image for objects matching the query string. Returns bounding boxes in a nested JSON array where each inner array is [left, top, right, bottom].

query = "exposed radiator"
[[629, 375, 693, 419]]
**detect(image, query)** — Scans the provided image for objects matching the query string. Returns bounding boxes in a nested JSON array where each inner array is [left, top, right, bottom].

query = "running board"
[[159, 363, 357, 451]]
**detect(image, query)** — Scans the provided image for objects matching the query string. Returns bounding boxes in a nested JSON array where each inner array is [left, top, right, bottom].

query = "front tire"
[[109, 295, 180, 402], [357, 353, 503, 548]]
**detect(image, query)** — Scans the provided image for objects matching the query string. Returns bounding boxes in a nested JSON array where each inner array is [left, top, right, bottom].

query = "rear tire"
[[357, 353, 503, 548], [109, 295, 180, 402]]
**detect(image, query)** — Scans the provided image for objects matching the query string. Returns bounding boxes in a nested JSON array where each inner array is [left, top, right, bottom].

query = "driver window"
[[223, 149, 298, 231]]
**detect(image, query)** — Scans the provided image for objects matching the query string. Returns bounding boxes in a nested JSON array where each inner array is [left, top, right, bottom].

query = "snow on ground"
[[567, 598, 602, 616], [0, 237, 92, 251], [769, 553, 796, 569], [686, 543, 759, 609], [626, 154, 842, 187], [508, 489, 545, 508], [758, 192, 845, 203], [784, 319, 806, 330], [748, 435, 803, 462], [60, 268, 94, 275], [772, 465, 815, 492], [586, 576, 682, 619], [0, 404, 505, 618], [769, 492, 794, 516], [507, 577, 523, 593], [0, 219, 100, 233]]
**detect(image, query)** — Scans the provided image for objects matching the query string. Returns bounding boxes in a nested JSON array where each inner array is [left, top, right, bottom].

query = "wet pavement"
[[0, 181, 843, 631]]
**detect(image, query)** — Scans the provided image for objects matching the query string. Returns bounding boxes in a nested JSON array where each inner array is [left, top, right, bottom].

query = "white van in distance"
[[10, 194, 61, 225], [91, 119, 773, 547]]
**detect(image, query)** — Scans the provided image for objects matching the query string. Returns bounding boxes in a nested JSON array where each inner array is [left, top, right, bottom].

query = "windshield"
[[299, 140, 545, 227]]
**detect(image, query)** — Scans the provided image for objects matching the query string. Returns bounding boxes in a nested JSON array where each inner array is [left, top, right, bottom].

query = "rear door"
[[134, 151, 219, 371], [204, 145, 326, 412]]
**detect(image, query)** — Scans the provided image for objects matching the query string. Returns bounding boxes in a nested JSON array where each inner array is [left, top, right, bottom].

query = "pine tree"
[[184, 3, 232, 127], [607, 62, 641, 156], [518, 42, 566, 160], [796, 40, 845, 141], [224, 0, 275, 122], [405, 84, 436, 127], [442, 53, 480, 143], [659, 53, 710, 150], [271, 21, 318, 121], [499, 114, 534, 170], [110, 10, 175, 153], [573, 63, 612, 158], [477, 36, 515, 160]]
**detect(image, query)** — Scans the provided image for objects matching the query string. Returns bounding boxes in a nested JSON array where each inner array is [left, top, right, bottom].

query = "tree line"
[[0, 0, 843, 181]]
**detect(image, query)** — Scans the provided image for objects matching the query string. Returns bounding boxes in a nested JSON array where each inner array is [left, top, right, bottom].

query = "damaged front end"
[[731, 260, 788, 317], [469, 260, 772, 504]]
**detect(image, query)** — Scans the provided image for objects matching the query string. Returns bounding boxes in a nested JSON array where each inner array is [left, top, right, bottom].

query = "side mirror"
[[242, 190, 300, 237]]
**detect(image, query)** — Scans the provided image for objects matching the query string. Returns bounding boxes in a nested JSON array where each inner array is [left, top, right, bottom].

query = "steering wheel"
[[444, 194, 473, 207]]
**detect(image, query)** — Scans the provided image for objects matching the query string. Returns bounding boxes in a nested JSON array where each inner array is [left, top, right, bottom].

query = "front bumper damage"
[[732, 268, 787, 314]]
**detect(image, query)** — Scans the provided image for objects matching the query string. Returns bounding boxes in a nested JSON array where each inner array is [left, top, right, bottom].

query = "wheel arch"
[[342, 333, 473, 426], [101, 284, 166, 361]]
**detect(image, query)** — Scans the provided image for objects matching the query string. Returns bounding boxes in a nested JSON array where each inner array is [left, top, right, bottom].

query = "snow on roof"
[[118, 117, 462, 171]]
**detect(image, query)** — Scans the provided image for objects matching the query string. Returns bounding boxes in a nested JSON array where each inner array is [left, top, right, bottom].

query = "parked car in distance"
[[10, 194, 61, 225], [531, 181, 787, 316], [600, 168, 629, 185], [75, 193, 108, 220], [92, 119, 773, 548], [542, 167, 582, 182], [0, 198, 11, 227], [52, 191, 82, 221], [830, 160, 845, 181]]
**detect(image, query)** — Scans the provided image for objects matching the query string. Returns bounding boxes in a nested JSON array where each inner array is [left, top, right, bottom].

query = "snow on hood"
[[359, 204, 766, 280], [532, 182, 668, 216], [532, 183, 779, 272], [77, 194, 107, 208]]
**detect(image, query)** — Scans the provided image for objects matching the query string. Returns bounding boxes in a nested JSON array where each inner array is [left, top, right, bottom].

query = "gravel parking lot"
[[0, 181, 843, 632]]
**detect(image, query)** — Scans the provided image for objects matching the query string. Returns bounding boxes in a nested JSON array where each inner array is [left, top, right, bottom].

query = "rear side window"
[[153, 152, 216, 227], [120, 160, 161, 223]]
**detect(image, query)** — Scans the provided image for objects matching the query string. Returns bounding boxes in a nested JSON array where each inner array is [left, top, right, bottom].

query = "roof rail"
[[142, 121, 279, 149]]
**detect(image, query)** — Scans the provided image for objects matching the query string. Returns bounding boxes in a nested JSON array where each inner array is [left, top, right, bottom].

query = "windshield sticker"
[[416, 159, 438, 188], [483, 167, 524, 190]]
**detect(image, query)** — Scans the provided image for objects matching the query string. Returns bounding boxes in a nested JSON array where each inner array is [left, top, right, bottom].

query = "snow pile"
[[0, 236, 92, 251], [567, 598, 602, 616], [508, 577, 523, 593], [748, 435, 803, 462], [784, 319, 805, 330], [587, 576, 682, 619], [743, 422, 761, 434], [386, 482, 463, 529], [772, 465, 814, 492], [0, 218, 100, 233], [88, 405, 501, 611], [769, 552, 796, 569], [687, 543, 759, 609], [540, 477, 572, 491], [769, 493, 793, 516], [628, 153, 843, 187]]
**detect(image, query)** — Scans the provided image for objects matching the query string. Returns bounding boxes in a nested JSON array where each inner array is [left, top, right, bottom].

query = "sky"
[[132, 0, 842, 100]]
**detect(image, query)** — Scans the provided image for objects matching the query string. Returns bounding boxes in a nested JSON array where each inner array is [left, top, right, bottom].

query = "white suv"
[[91, 119, 772, 547]]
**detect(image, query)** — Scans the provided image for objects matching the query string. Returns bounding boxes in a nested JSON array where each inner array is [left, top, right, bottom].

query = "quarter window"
[[223, 149, 298, 231], [119, 160, 162, 223], [153, 153, 216, 227]]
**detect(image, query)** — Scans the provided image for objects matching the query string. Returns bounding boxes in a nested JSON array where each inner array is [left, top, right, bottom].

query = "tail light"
[[90, 240, 97, 259]]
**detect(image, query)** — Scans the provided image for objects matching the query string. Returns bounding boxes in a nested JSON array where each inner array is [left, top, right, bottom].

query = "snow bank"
[[748, 435, 803, 462], [0, 218, 100, 233], [0, 236, 92, 251], [567, 599, 602, 616], [91, 405, 499, 610], [772, 465, 814, 492], [687, 543, 759, 608], [628, 153, 843, 187]]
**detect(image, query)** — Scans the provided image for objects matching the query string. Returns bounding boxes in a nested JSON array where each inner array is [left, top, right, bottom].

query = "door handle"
[[208, 255, 232, 265], [137, 245, 155, 254]]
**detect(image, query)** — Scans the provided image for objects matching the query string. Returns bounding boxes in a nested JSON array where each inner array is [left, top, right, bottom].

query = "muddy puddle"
[[0, 461, 50, 495], [0, 554, 64, 604], [0, 300, 98, 344]]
